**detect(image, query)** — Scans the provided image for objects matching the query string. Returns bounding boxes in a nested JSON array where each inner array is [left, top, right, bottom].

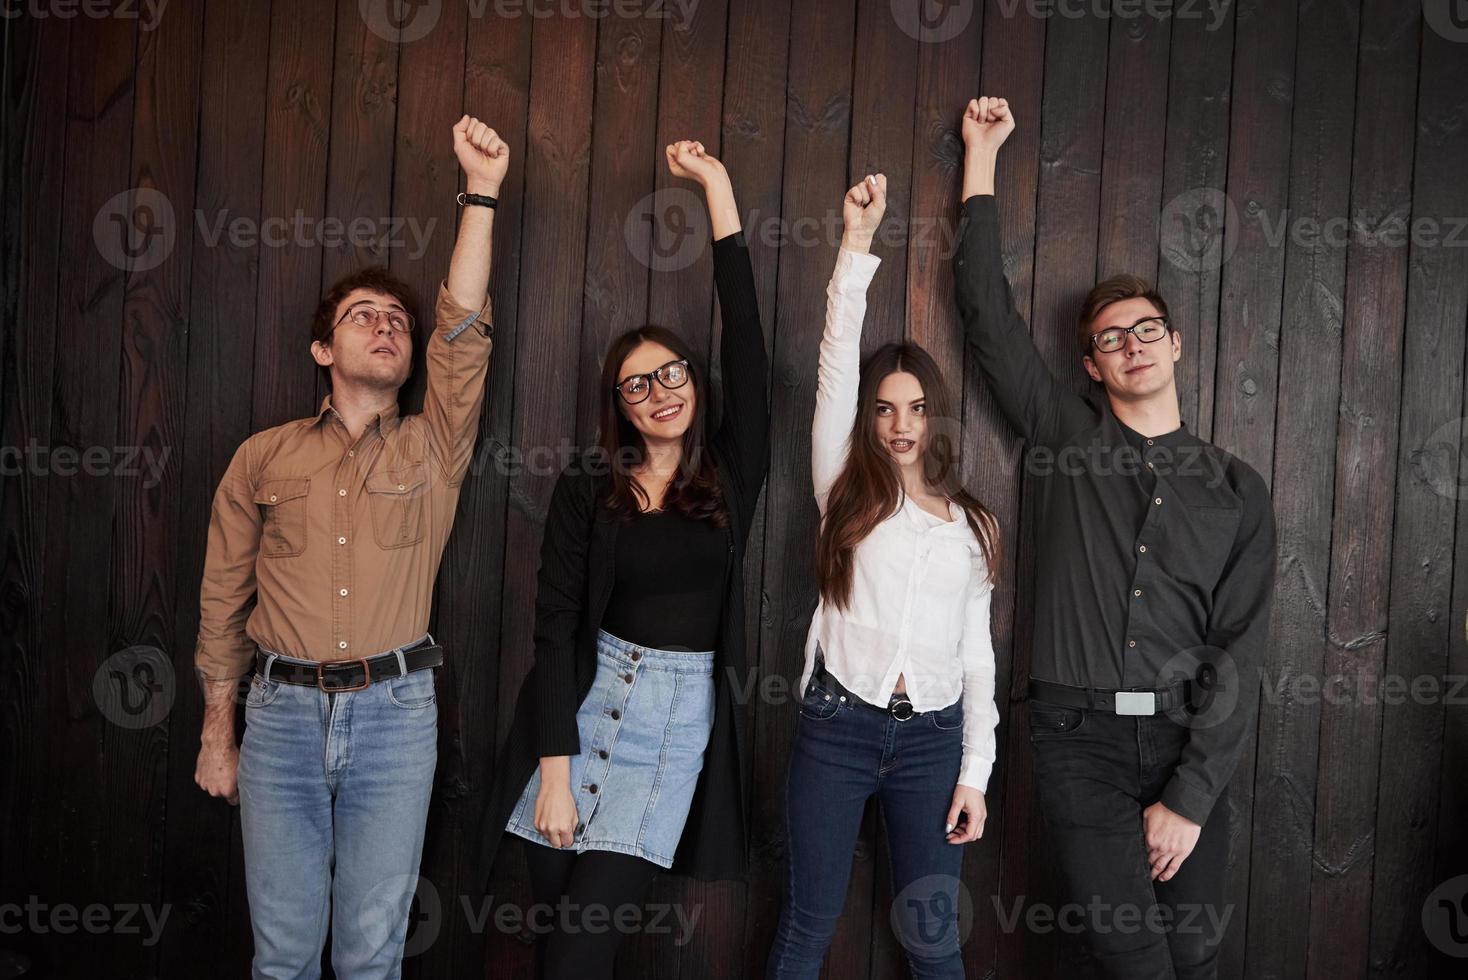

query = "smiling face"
[[312, 288, 413, 391], [874, 370, 927, 467], [1081, 296, 1181, 401], [615, 340, 698, 448]]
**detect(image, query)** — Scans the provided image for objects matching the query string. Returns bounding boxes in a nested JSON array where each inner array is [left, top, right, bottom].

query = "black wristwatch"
[[457, 191, 498, 209]]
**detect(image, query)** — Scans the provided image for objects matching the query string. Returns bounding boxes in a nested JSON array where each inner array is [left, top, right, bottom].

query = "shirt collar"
[[313, 394, 401, 430]]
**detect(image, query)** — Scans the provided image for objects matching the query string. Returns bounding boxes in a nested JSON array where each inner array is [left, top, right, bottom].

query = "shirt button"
[[1146, 438, 1154, 446], [1128, 639, 1137, 648], [598, 749, 608, 759], [269, 494, 278, 502], [610, 709, 621, 720], [588, 784, 599, 794], [338, 536, 347, 545], [339, 588, 348, 597], [576, 822, 585, 834], [1134, 589, 1143, 597], [1138, 545, 1147, 553], [347, 450, 355, 457], [1146, 462, 1154, 470], [339, 489, 347, 497], [1154, 497, 1162, 505], [338, 641, 348, 649], [398, 484, 405, 491]]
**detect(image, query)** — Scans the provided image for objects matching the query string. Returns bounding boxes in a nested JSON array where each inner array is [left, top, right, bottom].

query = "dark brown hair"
[[598, 325, 728, 527], [310, 266, 419, 386], [1077, 274, 1170, 355], [815, 342, 1001, 609]]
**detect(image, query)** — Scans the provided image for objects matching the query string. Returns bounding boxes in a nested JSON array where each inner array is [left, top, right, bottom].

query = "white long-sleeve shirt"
[[800, 246, 1000, 791]]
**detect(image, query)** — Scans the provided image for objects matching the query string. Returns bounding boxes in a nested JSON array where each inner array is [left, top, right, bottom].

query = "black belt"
[[1028, 677, 1189, 716], [812, 660, 938, 722], [256, 637, 442, 693]]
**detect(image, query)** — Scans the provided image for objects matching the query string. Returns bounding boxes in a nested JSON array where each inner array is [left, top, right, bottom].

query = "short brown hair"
[[1077, 274, 1170, 355], [311, 266, 418, 385]]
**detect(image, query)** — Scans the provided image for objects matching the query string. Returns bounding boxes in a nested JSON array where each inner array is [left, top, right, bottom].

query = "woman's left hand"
[[945, 785, 987, 844]]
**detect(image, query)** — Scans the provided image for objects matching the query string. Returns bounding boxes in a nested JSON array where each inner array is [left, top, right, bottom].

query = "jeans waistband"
[[256, 633, 434, 672], [597, 629, 715, 671]]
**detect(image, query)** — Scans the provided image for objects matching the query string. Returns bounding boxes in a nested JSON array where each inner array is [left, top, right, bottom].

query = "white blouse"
[[800, 246, 1000, 792]]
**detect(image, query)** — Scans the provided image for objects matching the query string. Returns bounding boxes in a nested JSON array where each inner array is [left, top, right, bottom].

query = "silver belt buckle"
[[1114, 691, 1157, 716]]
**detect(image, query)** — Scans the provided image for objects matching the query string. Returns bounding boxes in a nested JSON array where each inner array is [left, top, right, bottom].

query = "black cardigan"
[[473, 231, 769, 889]]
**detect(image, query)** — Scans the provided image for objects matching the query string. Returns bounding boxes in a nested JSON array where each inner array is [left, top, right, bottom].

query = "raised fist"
[[961, 96, 1015, 155], [843, 173, 887, 252], [453, 114, 510, 192], [665, 139, 729, 190]]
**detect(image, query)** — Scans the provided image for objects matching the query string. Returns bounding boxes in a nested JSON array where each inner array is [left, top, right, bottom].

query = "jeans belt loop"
[[394, 648, 408, 677], [262, 652, 278, 684]]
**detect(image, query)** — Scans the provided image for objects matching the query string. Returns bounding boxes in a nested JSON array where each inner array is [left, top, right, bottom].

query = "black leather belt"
[[1028, 677, 1189, 716], [812, 660, 938, 722], [256, 637, 442, 693]]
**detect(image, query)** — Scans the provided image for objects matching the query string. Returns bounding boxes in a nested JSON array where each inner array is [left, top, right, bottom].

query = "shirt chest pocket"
[[365, 462, 429, 550], [254, 477, 310, 558]]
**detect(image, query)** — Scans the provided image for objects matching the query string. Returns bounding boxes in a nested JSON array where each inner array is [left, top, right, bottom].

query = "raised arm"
[[955, 97, 1090, 449], [422, 115, 508, 484], [666, 140, 769, 520], [812, 175, 886, 508]]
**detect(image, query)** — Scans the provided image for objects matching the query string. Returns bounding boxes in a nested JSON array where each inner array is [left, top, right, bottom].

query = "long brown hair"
[[816, 342, 1001, 608], [598, 325, 728, 527]]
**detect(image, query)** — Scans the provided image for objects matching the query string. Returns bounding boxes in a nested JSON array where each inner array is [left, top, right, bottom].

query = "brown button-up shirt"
[[194, 281, 493, 680]]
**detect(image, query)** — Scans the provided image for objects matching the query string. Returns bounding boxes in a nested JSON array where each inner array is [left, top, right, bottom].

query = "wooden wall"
[[3, 0, 1466, 976]]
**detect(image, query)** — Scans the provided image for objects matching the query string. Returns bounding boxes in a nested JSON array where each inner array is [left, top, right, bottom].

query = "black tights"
[[522, 840, 662, 980]]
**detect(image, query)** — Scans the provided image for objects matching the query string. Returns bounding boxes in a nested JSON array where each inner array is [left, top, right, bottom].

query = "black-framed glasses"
[[1089, 315, 1169, 354], [614, 359, 690, 404], [335, 303, 415, 334]]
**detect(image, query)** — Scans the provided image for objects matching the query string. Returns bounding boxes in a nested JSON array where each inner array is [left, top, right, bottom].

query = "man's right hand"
[[534, 774, 580, 849], [195, 739, 240, 806], [962, 96, 1015, 155]]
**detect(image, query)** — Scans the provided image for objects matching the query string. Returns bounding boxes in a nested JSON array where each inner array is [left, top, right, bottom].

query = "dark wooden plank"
[[251, 0, 337, 431], [1305, 0, 1418, 974], [1232, 1, 1348, 977], [1014, 6, 1111, 976], [485, 8, 599, 977], [1367, 7, 1468, 976], [719, 0, 794, 975], [157, 0, 274, 972], [747, 0, 858, 976], [0, 7, 70, 971], [973, 0, 1047, 975]]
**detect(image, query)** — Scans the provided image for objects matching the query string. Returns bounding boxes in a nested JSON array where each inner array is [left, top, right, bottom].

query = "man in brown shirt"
[[193, 115, 508, 979]]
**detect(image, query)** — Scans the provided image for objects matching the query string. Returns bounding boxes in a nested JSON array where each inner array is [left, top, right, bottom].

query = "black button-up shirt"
[[954, 194, 1277, 826]]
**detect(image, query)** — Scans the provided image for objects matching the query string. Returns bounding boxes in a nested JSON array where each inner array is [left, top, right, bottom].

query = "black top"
[[474, 230, 768, 889], [600, 508, 728, 652], [954, 194, 1278, 827]]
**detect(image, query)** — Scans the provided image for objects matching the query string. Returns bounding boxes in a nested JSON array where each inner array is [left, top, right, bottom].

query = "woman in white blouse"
[[765, 175, 1003, 980]]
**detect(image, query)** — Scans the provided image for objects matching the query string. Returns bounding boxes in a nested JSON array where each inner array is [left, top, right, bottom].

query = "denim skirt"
[[505, 629, 716, 868]]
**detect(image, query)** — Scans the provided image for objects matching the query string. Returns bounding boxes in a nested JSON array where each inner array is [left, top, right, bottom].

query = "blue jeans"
[[767, 663, 967, 979], [237, 651, 438, 980]]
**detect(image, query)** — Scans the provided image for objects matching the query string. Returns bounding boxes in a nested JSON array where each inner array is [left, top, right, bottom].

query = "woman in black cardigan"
[[474, 139, 768, 978]]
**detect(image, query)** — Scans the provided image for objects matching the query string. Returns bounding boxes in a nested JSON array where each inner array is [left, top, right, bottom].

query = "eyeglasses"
[[335, 303, 415, 334], [1089, 315, 1169, 354], [614, 359, 690, 404]]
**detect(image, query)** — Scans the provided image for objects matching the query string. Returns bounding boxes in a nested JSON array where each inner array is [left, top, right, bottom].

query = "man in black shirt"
[[954, 97, 1277, 980]]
